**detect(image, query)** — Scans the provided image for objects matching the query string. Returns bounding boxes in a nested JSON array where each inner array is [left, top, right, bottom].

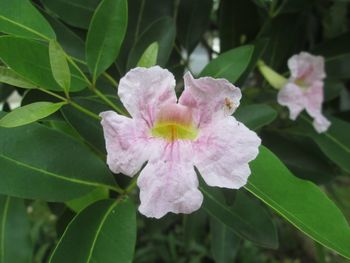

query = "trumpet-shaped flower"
[[100, 66, 261, 218], [277, 52, 331, 133]]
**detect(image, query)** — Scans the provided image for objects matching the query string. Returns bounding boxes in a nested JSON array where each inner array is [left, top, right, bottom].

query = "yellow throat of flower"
[[151, 104, 198, 141], [151, 122, 198, 141]]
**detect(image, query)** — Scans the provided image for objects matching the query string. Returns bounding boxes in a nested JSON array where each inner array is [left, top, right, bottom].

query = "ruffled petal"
[[179, 72, 242, 127], [277, 82, 305, 120], [304, 81, 331, 133], [193, 116, 261, 189], [118, 66, 177, 127], [288, 52, 325, 83], [100, 111, 154, 176], [137, 141, 203, 218]]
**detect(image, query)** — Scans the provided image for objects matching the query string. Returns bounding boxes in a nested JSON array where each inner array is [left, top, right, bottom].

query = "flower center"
[[151, 104, 198, 141], [294, 78, 309, 90]]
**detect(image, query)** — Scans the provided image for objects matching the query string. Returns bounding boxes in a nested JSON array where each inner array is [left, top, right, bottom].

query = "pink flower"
[[100, 66, 261, 218], [277, 52, 331, 133]]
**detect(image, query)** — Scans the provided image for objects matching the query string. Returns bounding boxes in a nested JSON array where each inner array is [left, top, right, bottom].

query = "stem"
[[66, 55, 92, 86], [69, 100, 101, 120], [92, 88, 128, 116], [124, 176, 138, 194], [38, 88, 67, 101], [103, 72, 118, 86]]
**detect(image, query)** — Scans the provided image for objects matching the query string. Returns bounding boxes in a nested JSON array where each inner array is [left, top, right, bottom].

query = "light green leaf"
[[246, 146, 350, 259], [234, 104, 277, 130], [66, 188, 109, 213], [0, 36, 87, 92], [257, 60, 287, 89], [0, 114, 116, 201], [0, 0, 56, 40], [0, 196, 32, 263], [136, 42, 159, 68], [200, 45, 254, 84], [0, 102, 66, 128], [49, 198, 136, 263], [0, 66, 37, 89], [86, 0, 128, 81], [127, 17, 176, 69], [49, 40, 71, 93]]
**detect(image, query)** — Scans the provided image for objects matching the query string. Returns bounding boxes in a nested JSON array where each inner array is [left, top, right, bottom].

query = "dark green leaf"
[[61, 97, 109, 154], [0, 102, 66, 128], [313, 32, 350, 79], [262, 132, 335, 184], [0, 196, 32, 263], [86, 0, 128, 81], [219, 0, 260, 52], [246, 146, 350, 259], [50, 198, 136, 263], [234, 104, 277, 130], [201, 182, 278, 248], [43, 12, 86, 60], [0, 36, 87, 92], [200, 45, 254, 84], [210, 217, 240, 263], [0, 115, 116, 201], [177, 0, 212, 54], [127, 17, 176, 69], [40, 0, 101, 29], [324, 79, 344, 101], [0, 0, 55, 40]]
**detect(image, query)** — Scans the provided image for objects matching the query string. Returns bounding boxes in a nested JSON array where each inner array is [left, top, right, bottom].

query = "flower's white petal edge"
[[118, 66, 177, 127], [100, 111, 156, 177], [194, 116, 261, 189], [304, 81, 331, 133], [179, 72, 242, 126], [137, 140, 203, 218], [277, 82, 305, 120], [288, 52, 325, 82]]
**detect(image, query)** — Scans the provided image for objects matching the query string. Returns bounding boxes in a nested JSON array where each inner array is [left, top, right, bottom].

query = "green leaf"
[[86, 0, 128, 81], [136, 42, 159, 68], [313, 32, 350, 79], [49, 40, 71, 93], [0, 0, 55, 40], [210, 217, 241, 263], [117, 0, 174, 72], [219, 0, 260, 52], [0, 115, 116, 201], [0, 66, 37, 89], [49, 198, 136, 263], [177, 0, 213, 54], [0, 102, 66, 128], [324, 79, 344, 101], [40, 0, 100, 29], [200, 183, 278, 249], [43, 12, 86, 60], [0, 196, 32, 263], [234, 104, 277, 130], [127, 17, 176, 69], [296, 116, 350, 174], [66, 188, 109, 213], [0, 36, 87, 92], [246, 146, 350, 259], [257, 60, 287, 89], [61, 97, 109, 155], [262, 132, 335, 184], [200, 45, 254, 84]]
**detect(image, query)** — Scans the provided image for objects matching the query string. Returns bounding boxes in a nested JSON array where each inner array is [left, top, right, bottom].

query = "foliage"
[[0, 0, 349, 262]]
